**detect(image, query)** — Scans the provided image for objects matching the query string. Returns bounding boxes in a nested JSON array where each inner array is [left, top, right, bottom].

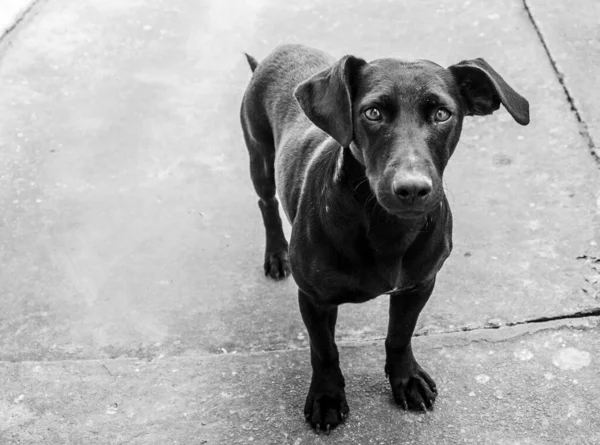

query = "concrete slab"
[[0, 0, 37, 39], [525, 0, 600, 154], [1, 319, 598, 444], [0, 0, 598, 361]]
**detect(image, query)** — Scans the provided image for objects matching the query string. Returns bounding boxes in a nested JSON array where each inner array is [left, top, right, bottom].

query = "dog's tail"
[[244, 52, 259, 72]]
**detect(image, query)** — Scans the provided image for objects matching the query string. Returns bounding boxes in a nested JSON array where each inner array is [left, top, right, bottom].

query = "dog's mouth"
[[390, 208, 432, 219], [374, 189, 441, 219], [387, 205, 439, 220]]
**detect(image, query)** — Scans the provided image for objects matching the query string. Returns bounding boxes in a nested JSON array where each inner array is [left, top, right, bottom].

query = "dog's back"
[[240, 45, 338, 224], [240, 44, 334, 150]]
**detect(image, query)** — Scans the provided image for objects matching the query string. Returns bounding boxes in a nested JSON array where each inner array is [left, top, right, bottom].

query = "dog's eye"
[[434, 108, 452, 122], [364, 107, 382, 121]]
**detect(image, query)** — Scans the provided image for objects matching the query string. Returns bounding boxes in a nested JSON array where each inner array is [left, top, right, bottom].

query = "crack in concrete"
[[414, 307, 600, 337], [522, 0, 600, 164], [0, 308, 600, 364], [326, 313, 600, 352], [0, 0, 41, 42], [246, 310, 600, 354], [0, 307, 600, 364], [507, 307, 600, 326], [3, 312, 597, 364]]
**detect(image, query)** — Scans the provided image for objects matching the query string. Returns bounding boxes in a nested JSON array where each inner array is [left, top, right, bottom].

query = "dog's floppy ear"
[[448, 58, 530, 126], [294, 55, 367, 147]]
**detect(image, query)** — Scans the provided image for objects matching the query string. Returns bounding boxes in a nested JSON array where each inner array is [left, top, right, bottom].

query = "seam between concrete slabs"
[[0, 0, 47, 49], [522, 0, 600, 164], [0, 316, 596, 365]]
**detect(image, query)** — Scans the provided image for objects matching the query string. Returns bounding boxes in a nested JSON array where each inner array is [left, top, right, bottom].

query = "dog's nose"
[[393, 173, 432, 202]]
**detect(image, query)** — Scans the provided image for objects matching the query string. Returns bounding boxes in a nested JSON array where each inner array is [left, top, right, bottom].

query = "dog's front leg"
[[385, 277, 437, 411], [298, 289, 348, 433]]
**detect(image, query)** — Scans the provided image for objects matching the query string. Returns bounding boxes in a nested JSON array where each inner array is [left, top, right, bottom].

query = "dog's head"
[[294, 55, 529, 219]]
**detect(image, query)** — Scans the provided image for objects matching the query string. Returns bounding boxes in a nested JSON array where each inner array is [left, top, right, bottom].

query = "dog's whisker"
[[442, 179, 455, 205], [353, 177, 369, 191]]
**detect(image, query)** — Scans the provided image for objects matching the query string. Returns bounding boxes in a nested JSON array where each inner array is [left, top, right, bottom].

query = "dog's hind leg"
[[242, 126, 290, 279]]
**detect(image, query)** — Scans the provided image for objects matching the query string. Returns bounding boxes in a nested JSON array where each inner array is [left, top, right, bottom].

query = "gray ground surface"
[[0, 0, 598, 443], [525, 0, 600, 156], [2, 319, 599, 444]]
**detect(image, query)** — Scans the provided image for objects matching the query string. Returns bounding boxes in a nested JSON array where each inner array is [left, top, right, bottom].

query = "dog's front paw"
[[304, 370, 348, 434], [263, 249, 291, 279], [386, 362, 437, 411], [304, 390, 349, 434]]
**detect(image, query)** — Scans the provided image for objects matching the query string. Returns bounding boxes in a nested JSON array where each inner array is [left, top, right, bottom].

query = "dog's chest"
[[355, 232, 418, 294]]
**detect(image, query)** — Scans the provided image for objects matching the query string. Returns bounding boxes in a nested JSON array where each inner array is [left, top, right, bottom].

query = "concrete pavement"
[[2, 319, 599, 444], [0, 0, 598, 443], [525, 0, 600, 158]]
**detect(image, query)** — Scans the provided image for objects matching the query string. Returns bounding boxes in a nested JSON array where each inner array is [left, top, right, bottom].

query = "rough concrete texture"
[[0, 0, 599, 361], [0, 0, 599, 443], [0, 0, 37, 38], [525, 0, 600, 155], [1, 320, 598, 444]]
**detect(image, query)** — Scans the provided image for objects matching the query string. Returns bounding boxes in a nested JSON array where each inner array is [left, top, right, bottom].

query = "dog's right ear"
[[294, 55, 367, 147]]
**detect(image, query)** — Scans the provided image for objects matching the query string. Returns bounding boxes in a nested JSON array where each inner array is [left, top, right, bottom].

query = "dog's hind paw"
[[263, 250, 291, 280]]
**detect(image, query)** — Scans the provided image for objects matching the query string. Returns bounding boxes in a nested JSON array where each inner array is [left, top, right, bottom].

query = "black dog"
[[240, 44, 529, 433]]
